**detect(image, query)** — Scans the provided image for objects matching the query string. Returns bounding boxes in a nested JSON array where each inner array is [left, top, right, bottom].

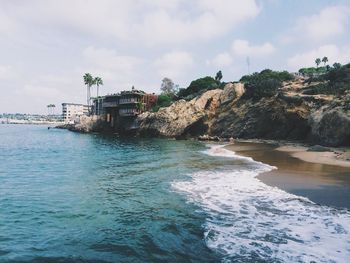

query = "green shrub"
[[298, 67, 327, 76], [157, 94, 173, 107], [241, 69, 294, 83], [303, 63, 350, 96], [151, 94, 174, 112], [177, 76, 219, 99], [243, 78, 281, 100], [240, 69, 294, 100]]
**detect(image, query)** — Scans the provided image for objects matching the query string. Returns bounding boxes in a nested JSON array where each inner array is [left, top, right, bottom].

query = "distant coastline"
[[1, 119, 64, 125]]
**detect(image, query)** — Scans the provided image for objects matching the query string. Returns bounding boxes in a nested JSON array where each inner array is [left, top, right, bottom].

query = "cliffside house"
[[62, 103, 89, 124], [92, 89, 157, 130]]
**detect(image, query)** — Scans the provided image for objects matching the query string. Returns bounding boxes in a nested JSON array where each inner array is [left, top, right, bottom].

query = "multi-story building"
[[62, 103, 89, 123], [92, 89, 157, 130]]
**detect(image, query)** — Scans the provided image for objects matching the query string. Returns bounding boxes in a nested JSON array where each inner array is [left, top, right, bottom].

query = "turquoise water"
[[1, 125, 350, 262]]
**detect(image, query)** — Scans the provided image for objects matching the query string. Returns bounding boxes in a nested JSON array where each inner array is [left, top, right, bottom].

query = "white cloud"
[[210, 52, 233, 68], [231, 39, 275, 57], [141, 0, 259, 45], [81, 46, 143, 83], [0, 9, 16, 34], [154, 51, 194, 79], [82, 47, 142, 71], [283, 5, 350, 43], [1, 0, 260, 46], [0, 65, 16, 79], [21, 84, 61, 98], [287, 44, 350, 70]]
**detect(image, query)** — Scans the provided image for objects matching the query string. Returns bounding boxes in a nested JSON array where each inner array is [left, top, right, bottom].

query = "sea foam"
[[172, 145, 350, 262]]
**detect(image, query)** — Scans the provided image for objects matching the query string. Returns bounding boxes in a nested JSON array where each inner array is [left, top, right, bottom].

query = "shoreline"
[[225, 141, 350, 209]]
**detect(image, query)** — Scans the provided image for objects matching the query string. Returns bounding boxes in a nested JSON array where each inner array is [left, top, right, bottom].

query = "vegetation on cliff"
[[177, 76, 220, 100], [303, 63, 350, 96], [137, 59, 350, 146], [240, 69, 294, 100]]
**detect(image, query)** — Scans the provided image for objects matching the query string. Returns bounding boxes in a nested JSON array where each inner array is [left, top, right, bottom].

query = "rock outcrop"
[[57, 115, 106, 133], [309, 106, 350, 146], [137, 89, 222, 138], [137, 81, 350, 146], [209, 96, 311, 140]]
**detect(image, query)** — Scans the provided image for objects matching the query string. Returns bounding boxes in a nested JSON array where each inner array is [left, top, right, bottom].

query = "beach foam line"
[[172, 144, 350, 262], [200, 144, 276, 171]]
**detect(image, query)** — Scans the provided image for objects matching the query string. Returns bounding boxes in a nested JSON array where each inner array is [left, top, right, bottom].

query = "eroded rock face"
[[127, 80, 350, 146], [209, 97, 311, 140], [309, 107, 350, 146], [58, 115, 106, 133], [137, 89, 222, 138]]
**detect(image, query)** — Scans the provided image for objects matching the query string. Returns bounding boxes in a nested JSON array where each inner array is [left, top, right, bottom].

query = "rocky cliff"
[[136, 80, 350, 146], [57, 115, 106, 133], [137, 89, 222, 138]]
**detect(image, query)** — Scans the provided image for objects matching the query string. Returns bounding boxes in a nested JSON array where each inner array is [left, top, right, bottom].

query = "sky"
[[0, 0, 350, 114]]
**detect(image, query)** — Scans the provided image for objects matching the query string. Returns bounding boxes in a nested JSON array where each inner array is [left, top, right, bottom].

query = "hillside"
[[137, 67, 350, 146]]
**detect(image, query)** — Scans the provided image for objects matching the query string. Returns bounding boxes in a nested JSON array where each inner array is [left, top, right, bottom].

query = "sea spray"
[[172, 145, 350, 262]]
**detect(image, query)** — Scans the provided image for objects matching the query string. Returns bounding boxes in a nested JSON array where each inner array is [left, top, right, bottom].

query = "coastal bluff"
[[136, 81, 350, 147], [61, 79, 350, 147]]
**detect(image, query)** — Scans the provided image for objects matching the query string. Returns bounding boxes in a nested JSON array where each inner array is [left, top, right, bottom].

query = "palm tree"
[[322, 56, 328, 66], [94, 77, 103, 98], [94, 76, 103, 115], [315, 58, 321, 68], [333, 62, 341, 69], [83, 73, 94, 107]]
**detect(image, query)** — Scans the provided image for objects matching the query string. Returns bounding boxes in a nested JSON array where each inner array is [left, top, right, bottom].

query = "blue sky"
[[0, 0, 350, 113]]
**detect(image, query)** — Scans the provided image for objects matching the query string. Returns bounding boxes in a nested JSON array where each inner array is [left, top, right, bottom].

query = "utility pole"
[[246, 56, 250, 75]]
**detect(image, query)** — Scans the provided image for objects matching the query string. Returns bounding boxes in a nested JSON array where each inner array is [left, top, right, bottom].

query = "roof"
[[62, 103, 88, 106], [104, 89, 147, 98]]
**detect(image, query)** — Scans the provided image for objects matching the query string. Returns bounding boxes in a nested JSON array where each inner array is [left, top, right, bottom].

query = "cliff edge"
[[137, 80, 350, 146]]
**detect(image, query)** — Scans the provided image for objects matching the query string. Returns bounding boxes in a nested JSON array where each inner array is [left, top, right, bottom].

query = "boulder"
[[309, 107, 350, 146]]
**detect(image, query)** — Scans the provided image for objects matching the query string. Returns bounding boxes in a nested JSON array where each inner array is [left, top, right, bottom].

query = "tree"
[[215, 70, 223, 82], [94, 76, 103, 98], [178, 76, 218, 99], [83, 73, 94, 107], [315, 58, 321, 68], [160, 78, 177, 96], [333, 62, 342, 69], [322, 56, 328, 66]]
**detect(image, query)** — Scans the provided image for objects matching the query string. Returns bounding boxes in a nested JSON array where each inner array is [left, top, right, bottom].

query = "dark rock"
[[307, 145, 331, 152], [309, 107, 350, 146]]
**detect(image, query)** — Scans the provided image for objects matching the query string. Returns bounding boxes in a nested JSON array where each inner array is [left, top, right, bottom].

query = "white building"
[[62, 103, 89, 123]]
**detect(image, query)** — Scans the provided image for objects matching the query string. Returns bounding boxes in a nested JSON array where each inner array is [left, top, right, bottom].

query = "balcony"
[[119, 98, 140, 104], [119, 108, 140, 116], [102, 101, 119, 108]]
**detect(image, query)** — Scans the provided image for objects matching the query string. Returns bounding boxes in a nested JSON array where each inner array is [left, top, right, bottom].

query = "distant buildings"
[[0, 113, 63, 124], [62, 103, 89, 123], [62, 88, 157, 129]]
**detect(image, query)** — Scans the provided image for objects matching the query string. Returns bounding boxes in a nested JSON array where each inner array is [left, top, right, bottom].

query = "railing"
[[102, 101, 119, 108], [119, 98, 139, 104], [119, 108, 139, 116]]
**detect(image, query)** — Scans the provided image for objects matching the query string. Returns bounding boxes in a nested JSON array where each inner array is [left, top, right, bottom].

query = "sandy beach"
[[225, 141, 350, 209]]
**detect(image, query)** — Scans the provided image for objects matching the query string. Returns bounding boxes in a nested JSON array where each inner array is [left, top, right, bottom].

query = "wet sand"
[[225, 142, 350, 209]]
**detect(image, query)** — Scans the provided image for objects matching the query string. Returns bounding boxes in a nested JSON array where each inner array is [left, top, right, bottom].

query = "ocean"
[[0, 125, 349, 262]]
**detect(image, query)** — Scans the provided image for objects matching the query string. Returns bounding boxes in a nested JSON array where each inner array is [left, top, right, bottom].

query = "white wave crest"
[[172, 145, 350, 262]]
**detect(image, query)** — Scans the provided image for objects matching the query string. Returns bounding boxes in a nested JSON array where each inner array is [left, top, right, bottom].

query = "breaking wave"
[[172, 145, 350, 262]]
